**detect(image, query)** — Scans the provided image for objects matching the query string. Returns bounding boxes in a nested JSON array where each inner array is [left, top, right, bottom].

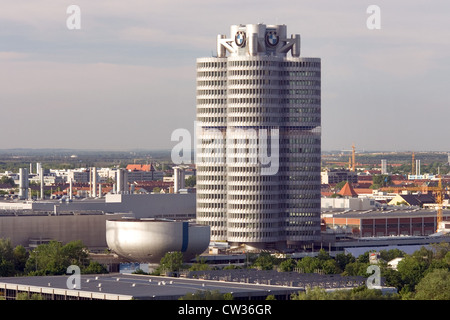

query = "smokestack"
[[92, 167, 97, 198], [19, 168, 29, 200], [173, 166, 186, 194], [69, 178, 73, 200], [116, 169, 128, 194], [40, 168, 44, 200]]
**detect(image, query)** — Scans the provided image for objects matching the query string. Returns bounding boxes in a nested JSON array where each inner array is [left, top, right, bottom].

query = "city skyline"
[[1, 0, 449, 152]]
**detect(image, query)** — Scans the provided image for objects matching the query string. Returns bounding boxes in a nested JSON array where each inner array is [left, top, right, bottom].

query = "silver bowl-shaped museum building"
[[106, 219, 210, 263]]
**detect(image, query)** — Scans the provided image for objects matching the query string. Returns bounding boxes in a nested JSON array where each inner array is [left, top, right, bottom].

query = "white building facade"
[[196, 24, 321, 250]]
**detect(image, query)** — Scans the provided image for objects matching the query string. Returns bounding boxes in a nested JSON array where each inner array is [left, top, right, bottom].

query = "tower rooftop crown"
[[217, 23, 300, 58]]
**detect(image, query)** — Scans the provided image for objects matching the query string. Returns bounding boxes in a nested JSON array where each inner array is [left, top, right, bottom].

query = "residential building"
[[321, 169, 357, 185]]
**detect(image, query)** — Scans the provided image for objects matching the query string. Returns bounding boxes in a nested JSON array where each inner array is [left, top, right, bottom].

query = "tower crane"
[[341, 143, 356, 172]]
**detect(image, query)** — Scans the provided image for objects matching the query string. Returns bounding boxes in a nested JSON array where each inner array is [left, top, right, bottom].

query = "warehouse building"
[[322, 208, 450, 237]]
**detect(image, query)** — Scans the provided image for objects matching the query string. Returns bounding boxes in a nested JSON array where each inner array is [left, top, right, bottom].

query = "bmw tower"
[[196, 24, 321, 251]]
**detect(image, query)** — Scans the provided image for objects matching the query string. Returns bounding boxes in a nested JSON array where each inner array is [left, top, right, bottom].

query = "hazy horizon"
[[1, 1, 449, 152]]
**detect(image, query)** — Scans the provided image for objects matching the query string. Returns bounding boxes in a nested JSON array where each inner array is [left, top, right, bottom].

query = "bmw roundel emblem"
[[265, 31, 279, 47], [235, 31, 246, 47]]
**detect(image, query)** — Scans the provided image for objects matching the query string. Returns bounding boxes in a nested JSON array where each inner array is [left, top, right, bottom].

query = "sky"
[[0, 0, 449, 152]]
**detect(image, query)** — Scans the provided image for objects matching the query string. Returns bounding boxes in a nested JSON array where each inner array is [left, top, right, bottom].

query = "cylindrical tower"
[[225, 54, 283, 248], [19, 168, 29, 200], [196, 24, 321, 250], [195, 57, 228, 241], [281, 57, 321, 248]]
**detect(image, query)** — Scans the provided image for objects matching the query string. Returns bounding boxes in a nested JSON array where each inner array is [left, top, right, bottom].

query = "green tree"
[[0, 238, 14, 261], [291, 286, 399, 300], [189, 256, 211, 271], [322, 259, 341, 274], [279, 258, 296, 272], [414, 269, 450, 300], [223, 264, 241, 270], [429, 242, 450, 260], [372, 175, 392, 188], [291, 287, 329, 300], [152, 187, 161, 193], [0, 239, 15, 277], [83, 261, 108, 274], [61, 240, 89, 267], [253, 252, 278, 270], [25, 240, 91, 276], [342, 261, 370, 277], [379, 249, 405, 262], [396, 255, 428, 293], [25, 241, 67, 275], [160, 251, 184, 275], [296, 256, 321, 273], [185, 175, 196, 187], [16, 292, 45, 300], [0, 176, 15, 186], [317, 249, 332, 261], [13, 245, 28, 273], [335, 252, 355, 271], [179, 290, 233, 300]]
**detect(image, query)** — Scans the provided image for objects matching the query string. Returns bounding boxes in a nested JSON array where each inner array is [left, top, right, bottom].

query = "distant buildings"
[[321, 169, 357, 185]]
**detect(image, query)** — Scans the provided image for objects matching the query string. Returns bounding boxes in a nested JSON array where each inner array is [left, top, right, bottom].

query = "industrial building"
[[0, 269, 371, 300], [0, 192, 196, 251], [322, 208, 450, 237], [0, 193, 196, 219], [0, 273, 302, 300], [0, 211, 125, 250], [196, 23, 321, 251]]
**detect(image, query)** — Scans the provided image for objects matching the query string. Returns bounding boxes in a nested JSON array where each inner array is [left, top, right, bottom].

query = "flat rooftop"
[[0, 273, 300, 300], [322, 208, 450, 219]]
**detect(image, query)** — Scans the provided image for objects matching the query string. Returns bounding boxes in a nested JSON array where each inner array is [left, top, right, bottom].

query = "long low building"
[[322, 208, 450, 237], [0, 193, 196, 251], [0, 212, 126, 250], [0, 193, 196, 220], [0, 273, 299, 300]]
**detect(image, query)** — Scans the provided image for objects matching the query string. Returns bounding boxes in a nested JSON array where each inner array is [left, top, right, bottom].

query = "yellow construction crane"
[[343, 143, 357, 171], [381, 175, 445, 232], [351, 143, 356, 172]]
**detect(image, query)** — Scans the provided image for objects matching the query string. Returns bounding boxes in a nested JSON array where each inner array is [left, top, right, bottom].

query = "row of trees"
[[254, 244, 450, 299], [0, 238, 107, 277], [157, 242, 450, 300]]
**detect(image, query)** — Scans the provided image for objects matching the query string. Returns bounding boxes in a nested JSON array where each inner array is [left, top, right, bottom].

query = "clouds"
[[0, 1, 449, 151]]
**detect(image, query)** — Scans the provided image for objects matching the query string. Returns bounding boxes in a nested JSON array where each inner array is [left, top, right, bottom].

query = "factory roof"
[[322, 208, 450, 219], [0, 273, 301, 300]]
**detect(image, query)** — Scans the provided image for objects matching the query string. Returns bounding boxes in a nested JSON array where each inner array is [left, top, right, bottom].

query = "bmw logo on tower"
[[265, 31, 279, 47], [235, 31, 246, 47]]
